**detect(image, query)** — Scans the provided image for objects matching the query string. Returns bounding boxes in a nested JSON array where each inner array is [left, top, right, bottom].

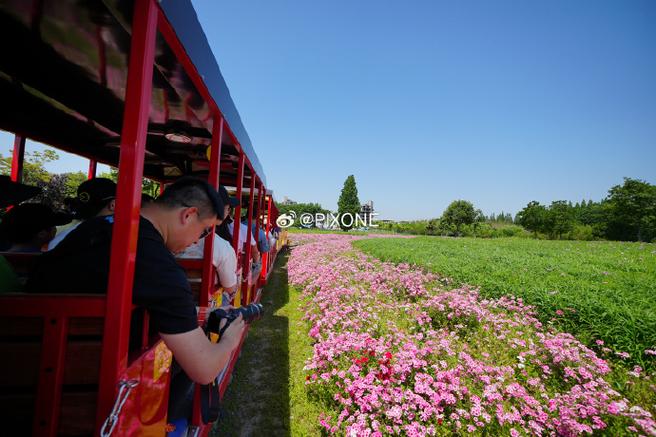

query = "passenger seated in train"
[[0, 203, 71, 291], [48, 177, 116, 250], [0, 176, 44, 291], [245, 208, 271, 254], [227, 203, 260, 265], [0, 203, 71, 253], [27, 175, 245, 371], [28, 177, 246, 429], [178, 185, 240, 305], [241, 208, 269, 281]]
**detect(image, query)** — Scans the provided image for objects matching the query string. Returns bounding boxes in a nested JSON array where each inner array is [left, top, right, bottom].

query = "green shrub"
[[566, 223, 595, 241]]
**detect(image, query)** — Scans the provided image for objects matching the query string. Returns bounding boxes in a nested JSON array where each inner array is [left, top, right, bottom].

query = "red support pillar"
[[256, 182, 264, 284], [88, 160, 97, 180], [200, 117, 223, 307], [232, 153, 245, 255], [263, 193, 273, 277], [11, 135, 26, 183], [241, 170, 255, 306], [95, 0, 157, 431]]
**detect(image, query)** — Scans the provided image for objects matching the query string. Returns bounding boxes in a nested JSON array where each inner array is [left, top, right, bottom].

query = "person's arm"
[[258, 229, 270, 253], [160, 316, 245, 385], [251, 245, 260, 263], [214, 239, 238, 295]]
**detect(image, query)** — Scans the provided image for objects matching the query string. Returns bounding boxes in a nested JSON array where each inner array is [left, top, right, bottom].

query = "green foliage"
[[64, 171, 88, 197], [354, 237, 656, 371], [440, 200, 482, 235], [377, 219, 529, 239], [0, 149, 59, 186], [278, 202, 330, 228], [99, 167, 161, 199], [604, 178, 656, 242], [516, 201, 547, 236], [486, 211, 514, 223], [565, 223, 595, 241], [0, 149, 86, 209], [515, 178, 656, 242], [336, 175, 360, 231], [544, 200, 575, 239]]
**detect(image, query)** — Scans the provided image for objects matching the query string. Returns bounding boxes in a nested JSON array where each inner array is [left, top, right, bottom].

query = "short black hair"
[[156, 177, 224, 219]]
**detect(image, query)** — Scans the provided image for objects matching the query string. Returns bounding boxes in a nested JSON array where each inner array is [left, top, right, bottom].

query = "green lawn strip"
[[353, 237, 656, 372], [212, 251, 323, 437]]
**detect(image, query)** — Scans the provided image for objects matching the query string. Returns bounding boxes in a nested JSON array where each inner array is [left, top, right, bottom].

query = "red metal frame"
[[262, 193, 273, 279], [3, 1, 289, 434], [88, 159, 97, 179], [241, 169, 255, 306], [255, 182, 264, 284], [232, 152, 245, 255], [199, 116, 224, 306], [11, 134, 25, 183], [96, 0, 158, 430]]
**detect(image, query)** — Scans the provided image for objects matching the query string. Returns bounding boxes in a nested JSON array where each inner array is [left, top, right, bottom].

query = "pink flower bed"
[[288, 234, 656, 436]]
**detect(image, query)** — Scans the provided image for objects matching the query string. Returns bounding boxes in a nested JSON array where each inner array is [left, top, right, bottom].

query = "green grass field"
[[213, 252, 324, 437], [353, 236, 656, 370]]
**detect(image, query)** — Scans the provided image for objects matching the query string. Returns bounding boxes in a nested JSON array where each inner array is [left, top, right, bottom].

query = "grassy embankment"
[[213, 252, 323, 437]]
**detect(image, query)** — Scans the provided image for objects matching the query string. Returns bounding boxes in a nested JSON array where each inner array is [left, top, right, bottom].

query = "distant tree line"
[[277, 202, 330, 227], [516, 178, 656, 242], [377, 200, 528, 238], [378, 178, 656, 242]]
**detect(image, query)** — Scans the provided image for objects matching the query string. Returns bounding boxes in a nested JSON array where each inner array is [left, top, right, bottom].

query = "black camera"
[[206, 303, 264, 339]]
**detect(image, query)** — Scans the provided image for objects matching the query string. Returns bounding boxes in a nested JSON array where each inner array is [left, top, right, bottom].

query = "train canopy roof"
[[0, 0, 266, 186]]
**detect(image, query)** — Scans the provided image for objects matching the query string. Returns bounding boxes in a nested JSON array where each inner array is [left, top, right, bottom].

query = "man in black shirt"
[[28, 177, 245, 384]]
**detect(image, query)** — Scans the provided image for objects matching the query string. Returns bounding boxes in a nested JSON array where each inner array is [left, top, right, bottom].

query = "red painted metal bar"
[[200, 116, 224, 307], [11, 134, 26, 183], [241, 170, 255, 306], [231, 153, 245, 255], [96, 0, 158, 430], [255, 182, 264, 283], [33, 316, 69, 437], [88, 159, 97, 179], [0, 295, 106, 317], [263, 193, 273, 278]]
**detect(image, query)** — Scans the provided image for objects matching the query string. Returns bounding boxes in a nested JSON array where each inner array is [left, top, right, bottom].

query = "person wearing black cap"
[[47, 177, 117, 250], [0, 176, 42, 291], [178, 185, 240, 305], [28, 177, 245, 386], [0, 175, 42, 209], [0, 203, 72, 253], [0, 203, 71, 292]]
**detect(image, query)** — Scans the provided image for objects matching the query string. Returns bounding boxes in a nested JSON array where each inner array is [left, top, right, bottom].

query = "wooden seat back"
[[0, 295, 106, 436]]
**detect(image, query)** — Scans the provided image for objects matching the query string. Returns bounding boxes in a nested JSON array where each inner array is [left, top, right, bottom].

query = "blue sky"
[[2, 0, 655, 220]]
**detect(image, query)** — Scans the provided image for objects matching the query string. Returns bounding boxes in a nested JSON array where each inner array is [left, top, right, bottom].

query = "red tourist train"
[[0, 0, 286, 435]]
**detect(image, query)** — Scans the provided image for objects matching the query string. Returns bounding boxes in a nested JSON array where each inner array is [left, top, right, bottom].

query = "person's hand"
[[220, 314, 245, 350]]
